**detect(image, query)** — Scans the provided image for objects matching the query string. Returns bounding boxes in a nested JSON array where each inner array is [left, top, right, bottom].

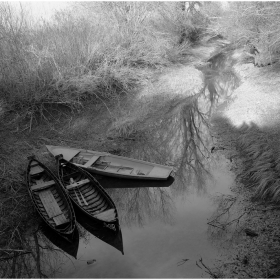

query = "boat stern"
[[148, 166, 173, 180], [46, 145, 81, 161]]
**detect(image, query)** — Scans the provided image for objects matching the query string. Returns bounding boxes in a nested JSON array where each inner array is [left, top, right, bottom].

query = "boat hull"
[[76, 208, 124, 255], [56, 157, 121, 233], [26, 157, 76, 242], [46, 145, 173, 180]]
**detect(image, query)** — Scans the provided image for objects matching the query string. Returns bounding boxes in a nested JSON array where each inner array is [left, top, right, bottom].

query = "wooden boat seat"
[[66, 179, 90, 190], [38, 190, 68, 226], [93, 161, 111, 170], [31, 180, 56, 191], [93, 209, 116, 222], [62, 171, 80, 181], [84, 156, 100, 168], [30, 165, 44, 176], [117, 167, 134, 174]]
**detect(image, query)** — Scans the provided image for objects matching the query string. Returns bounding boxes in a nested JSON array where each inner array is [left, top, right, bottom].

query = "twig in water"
[[177, 258, 189, 266], [196, 258, 219, 278]]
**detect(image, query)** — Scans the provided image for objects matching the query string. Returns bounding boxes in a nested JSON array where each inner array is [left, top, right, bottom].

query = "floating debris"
[[177, 258, 189, 266], [87, 259, 97, 265], [244, 228, 258, 237]]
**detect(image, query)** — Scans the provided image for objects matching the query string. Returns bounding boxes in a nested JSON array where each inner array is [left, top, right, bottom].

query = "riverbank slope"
[[210, 51, 280, 278]]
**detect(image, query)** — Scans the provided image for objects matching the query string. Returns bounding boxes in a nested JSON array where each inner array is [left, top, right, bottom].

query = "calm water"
[[56, 159, 234, 278], [40, 45, 240, 278]]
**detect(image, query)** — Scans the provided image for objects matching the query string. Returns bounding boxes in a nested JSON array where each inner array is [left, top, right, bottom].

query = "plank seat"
[[93, 208, 116, 222], [84, 156, 100, 168], [117, 167, 134, 174], [30, 165, 44, 175], [38, 190, 68, 226], [66, 179, 90, 190], [31, 180, 56, 191], [93, 162, 111, 170], [62, 171, 79, 181]]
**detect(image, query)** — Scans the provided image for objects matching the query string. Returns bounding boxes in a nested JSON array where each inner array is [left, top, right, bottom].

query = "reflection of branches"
[[207, 193, 253, 250], [207, 195, 237, 230], [196, 257, 222, 278], [32, 232, 48, 278], [110, 187, 174, 227], [0, 226, 76, 278], [174, 98, 212, 194]]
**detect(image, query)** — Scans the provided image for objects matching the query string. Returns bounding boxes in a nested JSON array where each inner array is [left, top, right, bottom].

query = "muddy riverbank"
[[208, 50, 280, 278]]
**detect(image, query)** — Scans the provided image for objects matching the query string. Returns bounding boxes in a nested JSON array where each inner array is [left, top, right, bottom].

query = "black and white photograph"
[[1, 1, 280, 278]]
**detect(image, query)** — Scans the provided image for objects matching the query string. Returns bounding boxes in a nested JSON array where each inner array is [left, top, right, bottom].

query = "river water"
[[39, 45, 241, 278]]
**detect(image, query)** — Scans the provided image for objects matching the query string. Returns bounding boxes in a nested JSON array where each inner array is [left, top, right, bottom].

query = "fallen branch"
[[196, 257, 220, 278]]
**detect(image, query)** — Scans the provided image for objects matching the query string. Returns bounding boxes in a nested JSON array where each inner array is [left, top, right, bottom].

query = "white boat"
[[46, 145, 173, 180]]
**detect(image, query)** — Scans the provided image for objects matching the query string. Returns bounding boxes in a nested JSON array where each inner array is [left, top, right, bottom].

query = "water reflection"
[[207, 193, 246, 249], [76, 210, 124, 255], [93, 173, 175, 189], [202, 49, 241, 108], [6, 47, 242, 278], [0, 225, 73, 278], [40, 224, 80, 259], [128, 47, 240, 198], [107, 187, 175, 227]]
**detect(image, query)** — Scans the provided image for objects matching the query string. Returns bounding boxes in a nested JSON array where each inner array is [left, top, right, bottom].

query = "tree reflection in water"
[[107, 187, 175, 227], [106, 48, 241, 228], [207, 193, 246, 249], [1, 48, 243, 277], [0, 225, 79, 278]]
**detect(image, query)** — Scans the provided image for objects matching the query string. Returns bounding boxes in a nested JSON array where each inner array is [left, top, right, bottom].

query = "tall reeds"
[[237, 124, 280, 202], [216, 2, 280, 55], [0, 2, 211, 123]]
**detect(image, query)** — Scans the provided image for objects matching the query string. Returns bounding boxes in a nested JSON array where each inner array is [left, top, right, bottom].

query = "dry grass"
[[0, 2, 213, 126], [237, 125, 280, 202], [210, 116, 280, 278], [212, 115, 280, 203], [216, 2, 280, 62], [0, 2, 222, 276]]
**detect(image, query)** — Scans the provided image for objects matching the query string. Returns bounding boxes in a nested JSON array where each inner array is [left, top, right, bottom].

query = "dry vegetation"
[[3, 0, 280, 278], [0, 2, 211, 123], [0, 2, 217, 277], [214, 2, 280, 66], [209, 116, 280, 278]]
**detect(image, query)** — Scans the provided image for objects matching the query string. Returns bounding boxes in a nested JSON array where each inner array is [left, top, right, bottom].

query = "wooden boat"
[[56, 156, 121, 233], [76, 208, 124, 255], [46, 145, 173, 180], [94, 173, 175, 189], [40, 224, 80, 259], [26, 156, 76, 242]]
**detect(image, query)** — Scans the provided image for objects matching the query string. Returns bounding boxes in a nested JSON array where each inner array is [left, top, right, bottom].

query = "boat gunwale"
[[26, 158, 76, 241], [47, 145, 173, 170], [57, 158, 120, 228]]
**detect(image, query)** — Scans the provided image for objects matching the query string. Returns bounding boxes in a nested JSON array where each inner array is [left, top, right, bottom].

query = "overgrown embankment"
[[0, 2, 213, 123], [209, 52, 280, 277]]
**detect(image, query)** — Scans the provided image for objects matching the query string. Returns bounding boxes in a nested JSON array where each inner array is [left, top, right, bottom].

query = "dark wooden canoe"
[[26, 157, 76, 242], [46, 145, 173, 180], [56, 156, 121, 233], [77, 208, 124, 255], [40, 224, 80, 259]]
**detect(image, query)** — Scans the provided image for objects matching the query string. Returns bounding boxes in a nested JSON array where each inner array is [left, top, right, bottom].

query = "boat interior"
[[72, 153, 153, 176], [29, 161, 71, 230], [59, 161, 117, 222]]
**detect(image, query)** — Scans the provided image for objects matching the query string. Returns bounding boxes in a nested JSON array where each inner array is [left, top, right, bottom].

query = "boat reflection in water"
[[40, 223, 80, 259], [93, 173, 175, 189], [39, 174, 172, 259], [40, 208, 124, 259], [76, 209, 124, 255]]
